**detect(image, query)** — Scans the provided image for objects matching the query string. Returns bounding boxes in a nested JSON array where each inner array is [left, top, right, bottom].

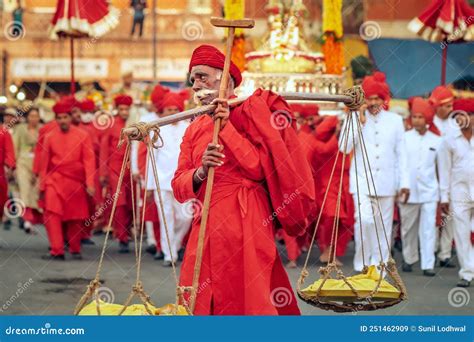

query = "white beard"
[[193, 89, 218, 105]]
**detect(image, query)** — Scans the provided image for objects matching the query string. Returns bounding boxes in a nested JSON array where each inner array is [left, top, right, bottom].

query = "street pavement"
[[0, 222, 472, 316]]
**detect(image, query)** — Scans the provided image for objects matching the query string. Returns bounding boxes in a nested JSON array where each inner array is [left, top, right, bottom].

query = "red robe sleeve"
[[218, 120, 264, 180], [3, 130, 16, 169], [231, 89, 317, 236], [172, 125, 202, 203], [81, 133, 96, 189]]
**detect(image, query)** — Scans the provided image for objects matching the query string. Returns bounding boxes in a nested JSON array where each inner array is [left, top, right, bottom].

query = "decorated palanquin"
[[240, 0, 346, 112]]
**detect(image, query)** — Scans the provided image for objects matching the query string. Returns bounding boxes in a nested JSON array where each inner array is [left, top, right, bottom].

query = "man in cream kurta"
[[340, 72, 409, 272]]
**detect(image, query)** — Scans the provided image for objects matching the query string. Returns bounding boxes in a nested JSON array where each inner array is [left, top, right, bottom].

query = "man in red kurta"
[[78, 99, 102, 242], [39, 100, 95, 260], [313, 116, 354, 265], [0, 107, 16, 222], [99, 94, 133, 253], [172, 45, 316, 315]]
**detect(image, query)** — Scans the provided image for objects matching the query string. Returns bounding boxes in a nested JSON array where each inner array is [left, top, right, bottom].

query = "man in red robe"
[[279, 103, 321, 268], [313, 115, 354, 265], [172, 45, 316, 315], [78, 99, 101, 243], [0, 107, 16, 223], [99, 94, 133, 253], [39, 100, 95, 260]]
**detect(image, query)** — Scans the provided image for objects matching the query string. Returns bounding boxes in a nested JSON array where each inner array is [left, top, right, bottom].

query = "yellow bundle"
[[78, 300, 188, 316], [301, 266, 401, 301]]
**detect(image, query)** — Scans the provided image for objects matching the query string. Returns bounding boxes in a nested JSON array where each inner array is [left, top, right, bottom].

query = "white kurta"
[[341, 110, 408, 271], [149, 120, 192, 262], [438, 130, 474, 281], [399, 129, 442, 270]]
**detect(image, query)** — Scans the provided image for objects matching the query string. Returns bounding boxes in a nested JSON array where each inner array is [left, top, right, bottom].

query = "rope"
[[148, 138, 192, 315], [349, 112, 367, 268], [74, 142, 131, 315], [327, 113, 351, 265], [343, 86, 365, 111]]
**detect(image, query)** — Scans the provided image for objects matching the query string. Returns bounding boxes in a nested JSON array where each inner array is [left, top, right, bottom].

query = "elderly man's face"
[[190, 65, 222, 105]]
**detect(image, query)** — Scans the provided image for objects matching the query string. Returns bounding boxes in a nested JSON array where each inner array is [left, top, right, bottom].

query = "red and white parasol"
[[408, 0, 474, 84], [49, 0, 119, 93]]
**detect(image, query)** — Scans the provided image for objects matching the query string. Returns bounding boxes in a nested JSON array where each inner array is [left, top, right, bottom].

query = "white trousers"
[[353, 195, 394, 272], [154, 190, 192, 262], [145, 221, 156, 247], [438, 215, 454, 260], [451, 201, 474, 281], [399, 202, 437, 270]]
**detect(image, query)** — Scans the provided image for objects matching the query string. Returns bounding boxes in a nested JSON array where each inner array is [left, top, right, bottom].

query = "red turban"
[[429, 86, 453, 107], [453, 98, 474, 113], [80, 99, 95, 112], [409, 97, 440, 136], [61, 95, 80, 109], [361, 71, 390, 102], [161, 92, 186, 112], [150, 84, 170, 111], [188, 44, 242, 87], [53, 100, 72, 116], [299, 104, 319, 118], [114, 94, 133, 107], [315, 116, 338, 142]]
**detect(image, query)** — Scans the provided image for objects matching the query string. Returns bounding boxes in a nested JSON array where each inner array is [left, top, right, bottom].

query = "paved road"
[[0, 223, 472, 316]]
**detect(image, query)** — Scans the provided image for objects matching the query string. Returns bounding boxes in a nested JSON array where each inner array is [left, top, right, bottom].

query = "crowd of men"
[[0, 44, 473, 314]]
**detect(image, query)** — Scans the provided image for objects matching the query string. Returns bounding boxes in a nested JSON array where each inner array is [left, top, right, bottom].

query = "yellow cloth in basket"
[[78, 300, 188, 316], [301, 266, 401, 300]]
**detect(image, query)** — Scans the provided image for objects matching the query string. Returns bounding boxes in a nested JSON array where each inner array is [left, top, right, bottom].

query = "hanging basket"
[[297, 259, 407, 313]]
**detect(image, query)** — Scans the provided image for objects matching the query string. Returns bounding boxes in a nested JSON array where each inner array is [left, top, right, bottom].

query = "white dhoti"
[[154, 190, 192, 262], [353, 195, 394, 271], [451, 201, 474, 281], [399, 202, 437, 270]]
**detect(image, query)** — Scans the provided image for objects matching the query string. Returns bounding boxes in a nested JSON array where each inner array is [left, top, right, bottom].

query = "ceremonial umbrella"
[[408, 0, 474, 85], [49, 0, 120, 93]]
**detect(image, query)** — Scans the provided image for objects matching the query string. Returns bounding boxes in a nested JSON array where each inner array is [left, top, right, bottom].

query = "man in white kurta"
[[399, 97, 442, 276], [429, 86, 458, 268], [438, 99, 474, 288], [341, 72, 409, 272], [147, 92, 192, 266]]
